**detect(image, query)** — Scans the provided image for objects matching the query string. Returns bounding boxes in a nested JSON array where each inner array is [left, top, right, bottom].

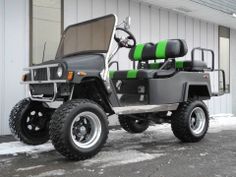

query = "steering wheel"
[[114, 27, 136, 48]]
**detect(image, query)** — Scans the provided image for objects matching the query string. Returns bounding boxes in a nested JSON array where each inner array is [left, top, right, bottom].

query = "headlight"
[[57, 66, 63, 78]]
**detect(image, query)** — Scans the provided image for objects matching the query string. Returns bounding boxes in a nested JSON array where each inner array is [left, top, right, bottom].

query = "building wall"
[[64, 0, 232, 116], [0, 0, 29, 135], [230, 29, 236, 115], [32, 0, 62, 64], [0, 0, 234, 135]]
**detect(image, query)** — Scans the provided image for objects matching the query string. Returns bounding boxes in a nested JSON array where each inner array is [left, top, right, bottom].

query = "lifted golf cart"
[[9, 14, 226, 160]]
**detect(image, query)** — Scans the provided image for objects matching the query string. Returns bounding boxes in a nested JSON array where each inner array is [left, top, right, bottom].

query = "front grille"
[[34, 68, 47, 81], [24, 63, 63, 82], [30, 84, 54, 96], [32, 67, 59, 81], [50, 67, 59, 80]]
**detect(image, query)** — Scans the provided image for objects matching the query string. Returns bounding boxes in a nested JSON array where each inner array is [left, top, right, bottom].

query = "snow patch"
[[73, 168, 95, 173], [83, 150, 165, 168], [0, 158, 12, 168], [200, 152, 208, 157], [210, 113, 233, 118], [28, 169, 65, 177], [209, 116, 236, 133], [16, 165, 45, 172], [108, 124, 172, 143], [0, 157, 12, 163], [174, 147, 186, 151], [0, 142, 54, 156]]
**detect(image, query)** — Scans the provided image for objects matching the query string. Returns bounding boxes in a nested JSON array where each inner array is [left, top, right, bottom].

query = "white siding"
[[64, 0, 232, 117], [0, 0, 29, 135], [117, 0, 130, 70], [230, 29, 236, 115], [0, 0, 234, 135], [0, 0, 5, 135]]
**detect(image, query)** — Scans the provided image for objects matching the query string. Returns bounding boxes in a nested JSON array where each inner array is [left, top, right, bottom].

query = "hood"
[[33, 54, 105, 72]]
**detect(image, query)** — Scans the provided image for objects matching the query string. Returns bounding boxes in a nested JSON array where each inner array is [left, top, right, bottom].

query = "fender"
[[183, 82, 212, 101]]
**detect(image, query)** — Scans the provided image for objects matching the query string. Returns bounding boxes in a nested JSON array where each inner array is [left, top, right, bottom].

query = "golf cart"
[[9, 14, 225, 160]]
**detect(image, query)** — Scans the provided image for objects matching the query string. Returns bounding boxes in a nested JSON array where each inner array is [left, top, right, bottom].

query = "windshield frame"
[[55, 14, 117, 59]]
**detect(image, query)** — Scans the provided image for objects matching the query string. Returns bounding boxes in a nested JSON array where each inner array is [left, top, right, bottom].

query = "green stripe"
[[109, 71, 115, 79], [133, 44, 144, 61], [127, 70, 138, 79], [155, 40, 168, 59], [149, 63, 160, 69], [175, 61, 184, 68]]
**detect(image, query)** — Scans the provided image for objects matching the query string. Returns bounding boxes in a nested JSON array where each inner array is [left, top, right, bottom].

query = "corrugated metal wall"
[[64, 0, 232, 116], [230, 30, 236, 114], [0, 0, 29, 135], [0, 0, 234, 135], [0, 0, 4, 135]]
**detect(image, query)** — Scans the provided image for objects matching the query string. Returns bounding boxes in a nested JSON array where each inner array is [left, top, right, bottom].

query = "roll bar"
[[191, 47, 215, 71], [216, 69, 226, 93], [191, 47, 226, 94], [109, 61, 120, 70]]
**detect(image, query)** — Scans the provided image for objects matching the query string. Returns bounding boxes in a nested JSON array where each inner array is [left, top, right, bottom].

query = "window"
[[219, 26, 230, 93], [30, 0, 63, 65]]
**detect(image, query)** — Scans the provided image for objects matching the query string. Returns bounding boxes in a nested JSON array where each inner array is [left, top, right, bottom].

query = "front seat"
[[110, 39, 188, 80]]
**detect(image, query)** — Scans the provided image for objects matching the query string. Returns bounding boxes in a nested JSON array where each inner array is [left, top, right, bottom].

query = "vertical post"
[[133, 61, 135, 69], [201, 50, 204, 61]]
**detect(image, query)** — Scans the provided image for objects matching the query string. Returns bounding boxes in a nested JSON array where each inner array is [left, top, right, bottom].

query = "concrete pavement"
[[0, 117, 236, 177]]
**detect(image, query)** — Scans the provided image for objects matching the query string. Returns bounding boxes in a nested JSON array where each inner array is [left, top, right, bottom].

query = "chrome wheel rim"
[[189, 107, 206, 136], [70, 111, 102, 149]]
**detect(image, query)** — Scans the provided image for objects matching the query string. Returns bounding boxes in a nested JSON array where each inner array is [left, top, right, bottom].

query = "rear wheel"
[[119, 116, 149, 133], [49, 99, 108, 160], [9, 98, 52, 145], [171, 100, 209, 142]]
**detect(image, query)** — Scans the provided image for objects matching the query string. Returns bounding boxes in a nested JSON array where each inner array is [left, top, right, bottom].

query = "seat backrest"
[[129, 39, 188, 61]]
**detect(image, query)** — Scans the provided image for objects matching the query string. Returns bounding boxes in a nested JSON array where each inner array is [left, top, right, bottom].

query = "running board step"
[[113, 103, 179, 115]]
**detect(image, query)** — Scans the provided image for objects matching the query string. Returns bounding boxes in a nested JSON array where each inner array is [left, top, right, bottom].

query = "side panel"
[[149, 72, 211, 104], [111, 79, 148, 106], [108, 79, 120, 107]]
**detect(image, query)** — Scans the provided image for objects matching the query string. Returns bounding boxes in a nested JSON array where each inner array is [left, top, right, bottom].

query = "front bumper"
[[22, 63, 68, 102]]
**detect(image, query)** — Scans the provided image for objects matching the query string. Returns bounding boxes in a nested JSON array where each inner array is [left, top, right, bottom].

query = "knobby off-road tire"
[[171, 100, 209, 142], [9, 98, 51, 145], [119, 116, 149, 133], [49, 99, 109, 161]]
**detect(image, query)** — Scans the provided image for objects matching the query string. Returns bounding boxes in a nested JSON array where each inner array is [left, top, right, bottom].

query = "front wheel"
[[171, 100, 209, 142], [9, 98, 52, 145], [49, 99, 109, 160]]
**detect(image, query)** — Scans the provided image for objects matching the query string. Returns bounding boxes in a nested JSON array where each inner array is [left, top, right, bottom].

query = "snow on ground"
[[83, 150, 165, 168], [16, 165, 45, 172], [0, 141, 54, 156], [0, 116, 235, 168], [209, 116, 236, 133], [28, 169, 65, 177]]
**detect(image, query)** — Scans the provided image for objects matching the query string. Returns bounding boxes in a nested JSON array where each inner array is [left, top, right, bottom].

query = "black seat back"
[[129, 39, 188, 61]]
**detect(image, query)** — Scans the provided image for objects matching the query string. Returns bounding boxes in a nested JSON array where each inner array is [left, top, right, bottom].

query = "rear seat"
[[109, 39, 207, 80], [148, 60, 207, 71]]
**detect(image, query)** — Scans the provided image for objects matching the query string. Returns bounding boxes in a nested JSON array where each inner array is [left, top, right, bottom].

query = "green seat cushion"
[[129, 43, 155, 61], [132, 44, 145, 61], [109, 70, 156, 80], [155, 40, 168, 58]]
